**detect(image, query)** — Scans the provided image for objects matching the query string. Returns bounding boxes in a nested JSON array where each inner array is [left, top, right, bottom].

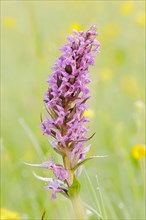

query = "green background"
[[1, 1, 145, 219]]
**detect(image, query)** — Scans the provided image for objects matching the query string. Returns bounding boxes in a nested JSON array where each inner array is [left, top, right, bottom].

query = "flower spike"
[[26, 25, 101, 200]]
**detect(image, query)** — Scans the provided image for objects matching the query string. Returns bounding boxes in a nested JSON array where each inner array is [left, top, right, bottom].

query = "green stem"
[[63, 154, 73, 186], [71, 194, 87, 220], [63, 153, 87, 219]]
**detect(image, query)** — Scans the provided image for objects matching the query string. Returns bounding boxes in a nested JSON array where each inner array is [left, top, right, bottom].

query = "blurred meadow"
[[1, 0, 145, 219]]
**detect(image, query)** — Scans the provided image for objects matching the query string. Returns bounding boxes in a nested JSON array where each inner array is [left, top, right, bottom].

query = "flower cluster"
[[28, 26, 100, 199]]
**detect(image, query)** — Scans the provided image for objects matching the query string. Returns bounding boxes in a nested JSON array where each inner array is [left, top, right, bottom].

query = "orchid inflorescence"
[[26, 25, 100, 200]]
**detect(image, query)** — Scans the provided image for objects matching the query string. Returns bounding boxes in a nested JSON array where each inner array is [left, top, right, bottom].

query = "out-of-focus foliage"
[[1, 1, 145, 219]]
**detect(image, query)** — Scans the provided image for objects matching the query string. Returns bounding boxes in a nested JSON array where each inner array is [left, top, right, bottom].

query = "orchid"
[[26, 25, 101, 219]]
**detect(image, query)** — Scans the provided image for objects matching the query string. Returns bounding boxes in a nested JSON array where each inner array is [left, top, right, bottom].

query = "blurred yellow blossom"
[[71, 23, 82, 31], [3, 17, 16, 28], [0, 208, 22, 220], [84, 109, 94, 119], [135, 11, 145, 27], [104, 22, 120, 38], [99, 68, 114, 81], [132, 144, 146, 159], [120, 75, 140, 95], [120, 1, 134, 15]]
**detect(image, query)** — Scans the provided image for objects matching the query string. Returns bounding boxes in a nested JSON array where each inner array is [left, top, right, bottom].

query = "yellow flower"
[[132, 144, 146, 159], [120, 75, 140, 95], [3, 17, 16, 28], [71, 23, 82, 31], [120, 1, 134, 15], [135, 11, 145, 27], [0, 208, 22, 220], [104, 22, 120, 38], [84, 109, 94, 119], [99, 68, 114, 81]]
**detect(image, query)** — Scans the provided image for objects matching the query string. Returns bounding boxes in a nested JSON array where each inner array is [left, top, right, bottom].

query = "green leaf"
[[68, 176, 81, 198], [41, 210, 46, 220], [72, 155, 108, 171]]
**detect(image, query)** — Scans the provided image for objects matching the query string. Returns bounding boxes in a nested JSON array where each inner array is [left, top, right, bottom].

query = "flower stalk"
[[71, 194, 87, 219]]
